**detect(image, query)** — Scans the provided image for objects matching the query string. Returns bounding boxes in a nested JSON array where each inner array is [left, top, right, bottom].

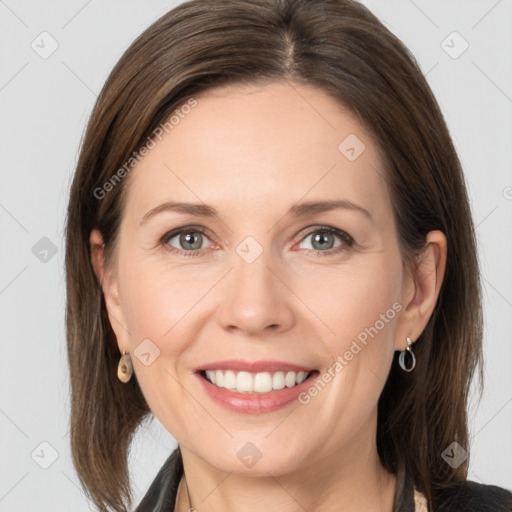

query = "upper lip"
[[196, 359, 317, 373]]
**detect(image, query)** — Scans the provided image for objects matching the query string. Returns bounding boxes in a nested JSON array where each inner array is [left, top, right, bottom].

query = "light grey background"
[[1, 0, 511, 510]]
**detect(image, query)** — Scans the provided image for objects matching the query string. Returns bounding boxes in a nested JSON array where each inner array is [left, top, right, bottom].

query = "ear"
[[90, 229, 129, 352], [395, 230, 447, 350]]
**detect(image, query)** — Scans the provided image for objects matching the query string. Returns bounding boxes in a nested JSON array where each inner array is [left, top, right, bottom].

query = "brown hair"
[[65, 0, 483, 510]]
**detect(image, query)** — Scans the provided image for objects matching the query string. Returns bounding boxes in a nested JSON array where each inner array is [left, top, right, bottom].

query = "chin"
[[188, 435, 311, 477]]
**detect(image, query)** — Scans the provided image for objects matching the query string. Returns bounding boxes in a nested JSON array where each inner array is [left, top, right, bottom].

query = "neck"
[[176, 413, 397, 512]]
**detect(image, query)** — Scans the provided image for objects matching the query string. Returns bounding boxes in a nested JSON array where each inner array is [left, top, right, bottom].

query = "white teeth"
[[296, 371, 306, 384], [285, 371, 296, 387], [203, 369, 311, 394], [272, 371, 286, 390], [236, 371, 253, 392], [224, 370, 237, 389], [254, 372, 273, 393]]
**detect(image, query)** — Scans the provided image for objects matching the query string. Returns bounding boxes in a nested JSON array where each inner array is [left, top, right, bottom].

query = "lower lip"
[[195, 371, 319, 414]]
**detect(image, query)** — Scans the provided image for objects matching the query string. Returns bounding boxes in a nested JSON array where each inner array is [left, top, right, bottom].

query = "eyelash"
[[159, 225, 354, 257]]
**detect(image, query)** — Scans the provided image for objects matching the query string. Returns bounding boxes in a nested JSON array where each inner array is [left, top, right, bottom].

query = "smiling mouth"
[[198, 369, 317, 394]]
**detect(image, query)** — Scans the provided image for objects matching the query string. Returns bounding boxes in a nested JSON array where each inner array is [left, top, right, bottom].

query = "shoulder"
[[433, 479, 512, 512], [134, 448, 183, 512]]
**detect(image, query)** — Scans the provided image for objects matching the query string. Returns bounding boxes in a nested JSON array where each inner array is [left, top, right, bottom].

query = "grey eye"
[[168, 231, 209, 251], [299, 230, 342, 251]]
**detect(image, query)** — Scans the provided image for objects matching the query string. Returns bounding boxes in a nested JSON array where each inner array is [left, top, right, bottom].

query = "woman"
[[64, 0, 512, 511]]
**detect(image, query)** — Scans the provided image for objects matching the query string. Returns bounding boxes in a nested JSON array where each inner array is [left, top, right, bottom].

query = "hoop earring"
[[117, 351, 133, 383], [398, 336, 416, 372]]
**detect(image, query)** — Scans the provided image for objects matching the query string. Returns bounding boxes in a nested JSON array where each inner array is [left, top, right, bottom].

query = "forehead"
[[123, 80, 390, 221]]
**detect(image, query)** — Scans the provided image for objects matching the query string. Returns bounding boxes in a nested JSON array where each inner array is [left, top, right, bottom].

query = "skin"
[[91, 80, 447, 512]]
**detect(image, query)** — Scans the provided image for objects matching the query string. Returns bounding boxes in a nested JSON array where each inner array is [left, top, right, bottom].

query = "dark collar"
[[134, 447, 512, 512], [134, 448, 416, 511]]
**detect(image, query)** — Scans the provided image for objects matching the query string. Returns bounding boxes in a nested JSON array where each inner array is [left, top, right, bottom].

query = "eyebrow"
[[140, 199, 372, 226]]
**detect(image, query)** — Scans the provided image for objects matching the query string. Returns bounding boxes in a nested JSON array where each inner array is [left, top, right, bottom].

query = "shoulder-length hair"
[[65, 0, 483, 510]]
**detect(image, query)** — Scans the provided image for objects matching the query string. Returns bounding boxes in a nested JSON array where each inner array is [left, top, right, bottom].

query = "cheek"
[[120, 255, 207, 343], [118, 261, 200, 433], [291, 257, 402, 441], [293, 254, 403, 357], [117, 253, 220, 401]]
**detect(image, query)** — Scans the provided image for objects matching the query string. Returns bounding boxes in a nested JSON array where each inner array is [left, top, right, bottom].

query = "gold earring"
[[117, 351, 133, 383]]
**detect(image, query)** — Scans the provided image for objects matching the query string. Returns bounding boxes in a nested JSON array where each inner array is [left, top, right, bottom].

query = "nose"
[[216, 245, 296, 337]]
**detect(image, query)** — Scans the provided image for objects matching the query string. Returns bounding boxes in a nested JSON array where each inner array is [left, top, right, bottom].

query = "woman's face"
[[98, 81, 420, 476]]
